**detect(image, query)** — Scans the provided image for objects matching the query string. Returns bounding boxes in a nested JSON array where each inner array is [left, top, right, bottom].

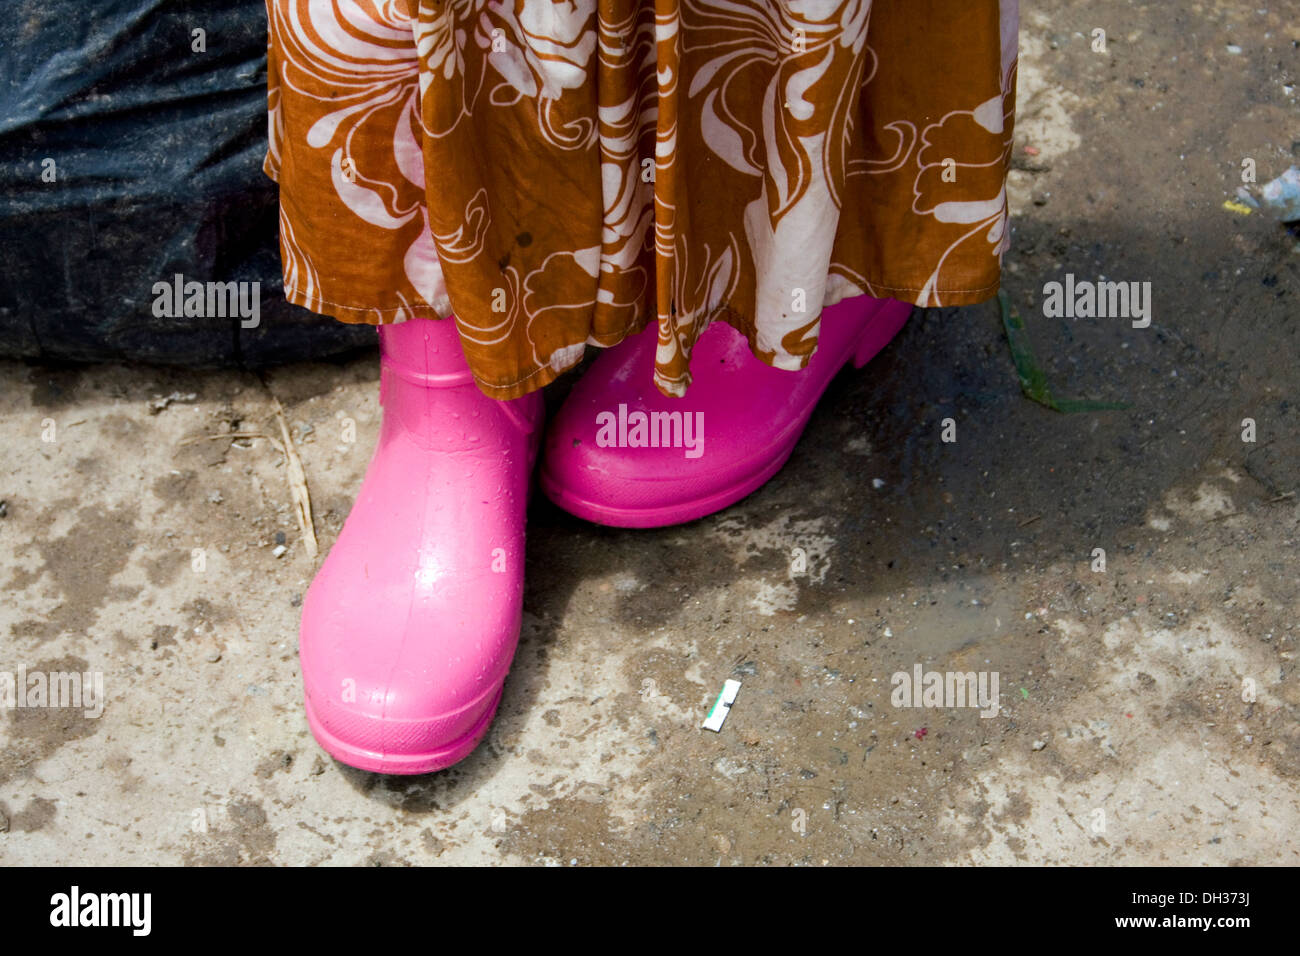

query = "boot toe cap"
[[300, 571, 518, 773]]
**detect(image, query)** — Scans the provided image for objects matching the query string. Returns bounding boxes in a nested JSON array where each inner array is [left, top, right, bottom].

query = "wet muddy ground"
[[2, 0, 1297, 864]]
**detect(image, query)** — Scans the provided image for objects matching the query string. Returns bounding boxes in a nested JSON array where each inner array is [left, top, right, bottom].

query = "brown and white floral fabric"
[[265, 0, 1018, 398]]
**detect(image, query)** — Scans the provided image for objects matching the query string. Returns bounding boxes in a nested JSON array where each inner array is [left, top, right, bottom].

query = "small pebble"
[[272, 544, 287, 558], [872, 478, 885, 489], [147, 391, 197, 415], [1225, 44, 1242, 54], [1032, 739, 1046, 751], [206, 649, 222, 663]]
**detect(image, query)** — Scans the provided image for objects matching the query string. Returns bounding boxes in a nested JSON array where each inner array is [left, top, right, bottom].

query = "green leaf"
[[997, 291, 1130, 413]]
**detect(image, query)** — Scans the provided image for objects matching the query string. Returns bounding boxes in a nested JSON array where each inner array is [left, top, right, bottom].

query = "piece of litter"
[[1032, 739, 1046, 751], [271, 544, 287, 558], [872, 478, 885, 489], [1222, 199, 1254, 216], [1256, 165, 1300, 222], [701, 679, 741, 732]]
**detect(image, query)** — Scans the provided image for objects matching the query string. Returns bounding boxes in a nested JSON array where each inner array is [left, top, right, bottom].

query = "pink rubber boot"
[[300, 317, 543, 774], [539, 295, 911, 527]]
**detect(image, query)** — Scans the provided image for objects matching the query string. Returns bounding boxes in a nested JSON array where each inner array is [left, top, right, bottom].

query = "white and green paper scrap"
[[702, 679, 741, 732]]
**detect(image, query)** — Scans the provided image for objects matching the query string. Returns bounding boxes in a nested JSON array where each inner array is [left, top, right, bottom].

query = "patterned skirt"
[[265, 1, 1018, 398]]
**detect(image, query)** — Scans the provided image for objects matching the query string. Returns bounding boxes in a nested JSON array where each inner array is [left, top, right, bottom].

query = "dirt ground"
[[2, 0, 1297, 865]]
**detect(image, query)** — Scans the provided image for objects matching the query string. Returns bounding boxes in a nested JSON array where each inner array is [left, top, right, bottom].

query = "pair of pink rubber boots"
[[300, 296, 911, 773]]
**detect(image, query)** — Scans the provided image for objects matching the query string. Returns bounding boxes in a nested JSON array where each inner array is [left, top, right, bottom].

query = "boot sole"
[[539, 433, 800, 528], [304, 685, 504, 775]]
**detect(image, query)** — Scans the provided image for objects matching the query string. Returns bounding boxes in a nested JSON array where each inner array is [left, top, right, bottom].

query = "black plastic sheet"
[[0, 0, 374, 365]]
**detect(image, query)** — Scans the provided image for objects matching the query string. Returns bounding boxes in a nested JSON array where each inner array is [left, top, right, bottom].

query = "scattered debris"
[[914, 727, 928, 740], [178, 430, 270, 448], [271, 544, 287, 558], [1032, 739, 1046, 751], [184, 387, 319, 559]]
